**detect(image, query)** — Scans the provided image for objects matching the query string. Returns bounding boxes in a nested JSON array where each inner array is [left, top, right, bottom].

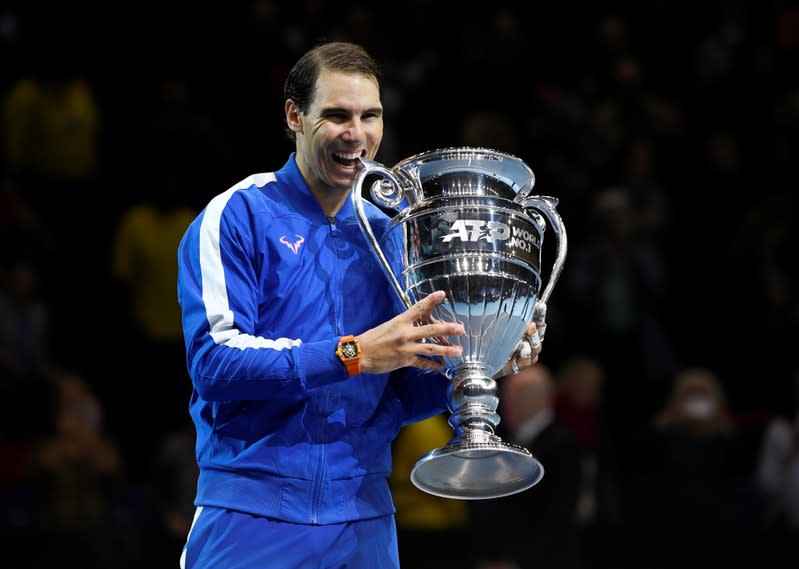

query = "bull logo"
[[279, 234, 305, 254]]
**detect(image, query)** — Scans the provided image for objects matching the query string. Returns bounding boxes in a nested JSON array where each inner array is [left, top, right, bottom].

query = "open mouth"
[[332, 150, 365, 167]]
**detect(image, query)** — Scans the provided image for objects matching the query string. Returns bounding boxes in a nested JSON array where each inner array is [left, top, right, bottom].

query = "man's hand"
[[496, 301, 547, 378], [357, 290, 465, 374], [496, 322, 543, 378]]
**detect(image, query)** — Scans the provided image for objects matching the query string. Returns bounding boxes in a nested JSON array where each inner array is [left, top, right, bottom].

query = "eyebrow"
[[320, 106, 383, 116]]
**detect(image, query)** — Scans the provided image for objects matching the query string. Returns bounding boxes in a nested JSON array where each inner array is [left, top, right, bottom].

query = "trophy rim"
[[410, 441, 545, 500], [391, 146, 535, 197]]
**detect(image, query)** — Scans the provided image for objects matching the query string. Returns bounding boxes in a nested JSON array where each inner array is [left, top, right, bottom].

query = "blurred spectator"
[[149, 418, 200, 567], [389, 414, 470, 568], [628, 367, 751, 530], [0, 259, 55, 541], [0, 370, 54, 541], [757, 366, 799, 530], [110, 172, 195, 347], [0, 176, 53, 267], [2, 38, 100, 191], [30, 372, 124, 568], [109, 150, 196, 481], [563, 187, 681, 441], [729, 191, 797, 379], [624, 367, 766, 568], [2, 31, 100, 244], [588, 52, 682, 175], [2, 27, 106, 370], [554, 355, 622, 530], [470, 364, 583, 569], [0, 259, 55, 384], [616, 134, 672, 247]]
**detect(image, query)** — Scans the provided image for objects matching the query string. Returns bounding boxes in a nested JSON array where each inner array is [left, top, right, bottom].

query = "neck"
[[294, 153, 351, 217], [309, 185, 349, 218]]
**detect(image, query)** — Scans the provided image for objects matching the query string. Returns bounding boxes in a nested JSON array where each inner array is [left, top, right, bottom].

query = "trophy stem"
[[447, 366, 500, 437], [410, 366, 544, 500]]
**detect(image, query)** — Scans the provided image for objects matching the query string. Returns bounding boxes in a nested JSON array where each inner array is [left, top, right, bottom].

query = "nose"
[[344, 119, 365, 141]]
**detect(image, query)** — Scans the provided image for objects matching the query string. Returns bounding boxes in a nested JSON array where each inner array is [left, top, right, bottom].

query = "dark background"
[[0, 1, 796, 568]]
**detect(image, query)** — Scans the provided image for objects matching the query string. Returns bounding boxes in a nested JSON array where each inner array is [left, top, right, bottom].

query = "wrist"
[[335, 335, 362, 376]]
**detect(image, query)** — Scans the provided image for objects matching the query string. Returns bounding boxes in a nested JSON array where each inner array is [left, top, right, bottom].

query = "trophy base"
[[410, 439, 544, 500]]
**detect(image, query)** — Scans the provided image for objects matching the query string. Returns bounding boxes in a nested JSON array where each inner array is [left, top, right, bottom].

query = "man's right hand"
[[357, 290, 465, 374]]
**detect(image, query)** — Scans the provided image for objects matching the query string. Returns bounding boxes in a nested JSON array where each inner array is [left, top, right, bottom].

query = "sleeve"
[[177, 190, 349, 402]]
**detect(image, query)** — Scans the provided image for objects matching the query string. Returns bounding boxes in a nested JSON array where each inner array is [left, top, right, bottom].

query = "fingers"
[[412, 290, 446, 318], [519, 320, 543, 352], [518, 329, 541, 359], [414, 321, 465, 343], [505, 321, 544, 377], [514, 349, 540, 367], [533, 301, 547, 341], [411, 356, 445, 372], [358, 291, 466, 375], [412, 335, 463, 358], [407, 291, 465, 340], [528, 327, 543, 363], [401, 296, 550, 378]]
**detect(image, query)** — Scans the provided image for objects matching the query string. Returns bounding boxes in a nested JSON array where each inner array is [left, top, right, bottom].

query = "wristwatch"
[[336, 335, 362, 376]]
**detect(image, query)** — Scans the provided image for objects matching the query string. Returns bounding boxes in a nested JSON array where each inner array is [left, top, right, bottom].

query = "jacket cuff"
[[300, 338, 350, 389]]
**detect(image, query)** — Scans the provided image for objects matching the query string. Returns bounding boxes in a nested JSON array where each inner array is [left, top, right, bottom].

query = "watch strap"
[[336, 335, 361, 376]]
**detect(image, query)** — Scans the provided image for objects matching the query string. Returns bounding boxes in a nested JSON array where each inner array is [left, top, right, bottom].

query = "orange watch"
[[336, 335, 362, 376]]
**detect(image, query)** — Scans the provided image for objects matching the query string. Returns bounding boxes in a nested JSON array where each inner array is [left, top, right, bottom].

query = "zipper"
[[311, 216, 338, 523], [310, 410, 327, 524], [328, 215, 343, 336]]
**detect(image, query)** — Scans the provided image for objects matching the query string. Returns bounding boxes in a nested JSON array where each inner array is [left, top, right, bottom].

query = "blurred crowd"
[[0, 1, 796, 568]]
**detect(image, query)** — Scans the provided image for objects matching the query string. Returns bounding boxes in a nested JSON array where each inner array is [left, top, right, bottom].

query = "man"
[[176, 41, 542, 568]]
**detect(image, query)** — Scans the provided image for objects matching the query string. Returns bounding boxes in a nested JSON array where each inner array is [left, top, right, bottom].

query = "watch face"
[[341, 342, 358, 359]]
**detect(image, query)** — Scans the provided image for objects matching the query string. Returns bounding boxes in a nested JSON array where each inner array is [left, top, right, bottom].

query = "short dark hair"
[[283, 42, 383, 142]]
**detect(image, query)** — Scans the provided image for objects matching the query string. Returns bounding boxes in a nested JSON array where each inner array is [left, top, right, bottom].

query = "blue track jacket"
[[177, 154, 449, 525]]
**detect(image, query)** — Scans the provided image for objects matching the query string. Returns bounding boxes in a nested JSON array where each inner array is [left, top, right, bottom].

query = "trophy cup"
[[351, 147, 567, 499]]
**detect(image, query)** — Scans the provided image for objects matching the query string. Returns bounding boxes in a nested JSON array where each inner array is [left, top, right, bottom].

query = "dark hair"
[[283, 42, 383, 141]]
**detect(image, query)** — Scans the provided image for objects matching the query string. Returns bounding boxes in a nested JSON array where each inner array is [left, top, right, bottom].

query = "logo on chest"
[[279, 234, 305, 254]]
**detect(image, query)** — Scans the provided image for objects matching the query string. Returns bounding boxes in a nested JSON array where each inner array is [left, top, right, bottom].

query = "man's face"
[[290, 68, 383, 194]]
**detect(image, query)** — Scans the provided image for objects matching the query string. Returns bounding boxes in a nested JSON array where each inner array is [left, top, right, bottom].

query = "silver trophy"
[[351, 147, 567, 499]]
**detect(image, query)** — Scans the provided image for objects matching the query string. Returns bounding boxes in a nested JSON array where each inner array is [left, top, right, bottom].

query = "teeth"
[[335, 152, 361, 160]]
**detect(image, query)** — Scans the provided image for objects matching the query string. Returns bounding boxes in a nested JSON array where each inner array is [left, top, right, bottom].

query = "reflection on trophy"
[[351, 147, 567, 500]]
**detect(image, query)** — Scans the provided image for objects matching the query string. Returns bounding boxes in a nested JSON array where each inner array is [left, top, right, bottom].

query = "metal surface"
[[351, 147, 566, 499]]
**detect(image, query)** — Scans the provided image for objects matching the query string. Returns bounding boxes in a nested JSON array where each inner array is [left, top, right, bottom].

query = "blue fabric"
[[182, 506, 400, 569], [176, 155, 449, 528]]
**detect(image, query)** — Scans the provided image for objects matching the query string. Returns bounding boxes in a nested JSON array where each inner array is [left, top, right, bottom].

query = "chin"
[[333, 173, 357, 189]]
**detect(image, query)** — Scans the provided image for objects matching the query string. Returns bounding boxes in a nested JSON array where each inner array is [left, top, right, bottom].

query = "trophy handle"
[[519, 195, 568, 307], [351, 159, 414, 310]]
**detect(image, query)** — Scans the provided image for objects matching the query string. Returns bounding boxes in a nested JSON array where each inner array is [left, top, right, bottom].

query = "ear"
[[285, 100, 303, 134]]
